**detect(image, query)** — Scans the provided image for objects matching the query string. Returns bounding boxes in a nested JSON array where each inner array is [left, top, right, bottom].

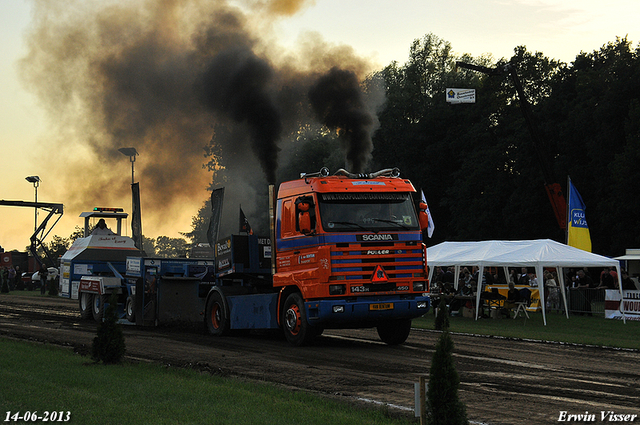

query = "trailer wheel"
[[282, 293, 315, 346], [205, 291, 229, 336], [79, 293, 93, 320], [376, 319, 412, 345], [92, 294, 105, 322], [125, 295, 136, 323]]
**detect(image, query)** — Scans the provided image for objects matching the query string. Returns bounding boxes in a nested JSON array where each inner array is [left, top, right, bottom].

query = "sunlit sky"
[[1, 0, 638, 251]]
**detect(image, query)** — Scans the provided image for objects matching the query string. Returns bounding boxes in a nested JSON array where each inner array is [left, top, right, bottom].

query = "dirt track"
[[1, 294, 639, 424]]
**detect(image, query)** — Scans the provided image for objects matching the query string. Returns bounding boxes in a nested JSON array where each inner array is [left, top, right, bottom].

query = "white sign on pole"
[[446, 88, 476, 104]]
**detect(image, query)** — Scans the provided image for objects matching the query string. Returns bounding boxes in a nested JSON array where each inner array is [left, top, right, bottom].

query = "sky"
[[1, 0, 638, 252]]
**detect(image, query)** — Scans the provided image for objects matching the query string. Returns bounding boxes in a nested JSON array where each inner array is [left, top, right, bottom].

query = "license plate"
[[369, 303, 394, 311]]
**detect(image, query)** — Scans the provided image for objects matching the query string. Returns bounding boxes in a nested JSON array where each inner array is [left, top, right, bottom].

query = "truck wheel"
[[205, 291, 229, 336], [377, 319, 412, 345], [282, 293, 315, 346], [92, 294, 105, 322], [79, 293, 93, 320], [125, 295, 136, 322]]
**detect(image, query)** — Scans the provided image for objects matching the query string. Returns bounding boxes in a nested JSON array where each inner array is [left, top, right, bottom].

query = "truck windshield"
[[317, 193, 420, 232]]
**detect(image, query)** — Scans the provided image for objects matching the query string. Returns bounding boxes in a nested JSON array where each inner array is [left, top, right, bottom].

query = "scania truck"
[[68, 168, 431, 346], [202, 167, 431, 345]]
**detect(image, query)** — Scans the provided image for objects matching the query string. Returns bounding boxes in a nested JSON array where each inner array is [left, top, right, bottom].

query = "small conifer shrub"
[[91, 292, 126, 364], [426, 331, 468, 425]]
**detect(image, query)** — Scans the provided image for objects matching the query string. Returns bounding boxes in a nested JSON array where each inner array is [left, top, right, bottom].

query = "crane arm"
[[0, 200, 64, 266]]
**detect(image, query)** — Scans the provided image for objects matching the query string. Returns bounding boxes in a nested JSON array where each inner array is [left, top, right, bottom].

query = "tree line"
[[271, 34, 640, 257], [39, 33, 640, 259]]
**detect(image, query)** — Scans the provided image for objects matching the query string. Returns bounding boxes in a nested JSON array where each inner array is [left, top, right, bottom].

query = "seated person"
[[503, 282, 520, 310], [91, 219, 115, 235]]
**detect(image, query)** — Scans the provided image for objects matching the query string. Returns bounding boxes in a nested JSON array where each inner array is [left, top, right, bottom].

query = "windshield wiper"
[[328, 221, 378, 233], [371, 218, 410, 230]]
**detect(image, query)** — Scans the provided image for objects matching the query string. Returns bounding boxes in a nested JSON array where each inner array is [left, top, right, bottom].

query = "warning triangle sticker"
[[371, 265, 389, 283]]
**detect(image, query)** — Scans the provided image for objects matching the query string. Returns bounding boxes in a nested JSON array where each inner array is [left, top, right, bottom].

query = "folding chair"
[[513, 288, 531, 319]]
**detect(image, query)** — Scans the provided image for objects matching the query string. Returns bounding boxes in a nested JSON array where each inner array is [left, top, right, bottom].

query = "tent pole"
[[538, 265, 547, 326], [557, 267, 570, 319]]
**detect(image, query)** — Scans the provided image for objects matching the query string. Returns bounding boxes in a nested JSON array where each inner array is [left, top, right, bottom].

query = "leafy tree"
[[370, 33, 640, 256], [141, 235, 156, 256], [180, 199, 211, 245], [154, 236, 188, 258], [186, 32, 640, 256]]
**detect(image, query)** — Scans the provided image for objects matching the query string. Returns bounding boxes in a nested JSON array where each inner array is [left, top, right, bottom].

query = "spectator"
[[544, 271, 559, 310], [7, 265, 16, 291], [518, 267, 530, 285], [39, 264, 48, 295], [575, 269, 595, 316], [441, 267, 455, 284], [621, 270, 637, 290], [0, 267, 8, 293], [597, 268, 615, 289]]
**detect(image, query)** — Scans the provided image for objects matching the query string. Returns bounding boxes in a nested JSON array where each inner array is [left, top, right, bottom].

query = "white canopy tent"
[[426, 239, 624, 325]]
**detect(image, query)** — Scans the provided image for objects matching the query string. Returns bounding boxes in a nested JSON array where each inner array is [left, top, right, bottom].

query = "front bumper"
[[305, 294, 430, 327]]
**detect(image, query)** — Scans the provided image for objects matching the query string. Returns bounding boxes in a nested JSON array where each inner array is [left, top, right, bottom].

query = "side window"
[[281, 199, 296, 238]]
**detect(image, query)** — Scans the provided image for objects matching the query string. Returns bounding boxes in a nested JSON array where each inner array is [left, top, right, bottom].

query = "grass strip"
[[0, 338, 414, 425], [413, 311, 640, 350]]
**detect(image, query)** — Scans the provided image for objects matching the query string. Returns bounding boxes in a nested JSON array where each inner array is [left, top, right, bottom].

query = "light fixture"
[[118, 147, 138, 185], [25, 176, 41, 234]]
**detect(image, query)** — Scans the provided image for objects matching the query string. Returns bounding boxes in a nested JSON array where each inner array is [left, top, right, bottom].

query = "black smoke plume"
[[18, 0, 381, 240], [198, 47, 281, 185], [308, 67, 375, 173]]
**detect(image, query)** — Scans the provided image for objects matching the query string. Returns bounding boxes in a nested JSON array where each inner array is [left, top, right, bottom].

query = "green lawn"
[[0, 338, 414, 425], [413, 310, 640, 350]]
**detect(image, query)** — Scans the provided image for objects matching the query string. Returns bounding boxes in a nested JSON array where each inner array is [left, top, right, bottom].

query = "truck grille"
[[329, 242, 424, 290]]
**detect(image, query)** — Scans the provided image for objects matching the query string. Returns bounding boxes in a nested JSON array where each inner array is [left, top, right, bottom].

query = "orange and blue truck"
[[66, 168, 431, 346], [202, 167, 431, 345]]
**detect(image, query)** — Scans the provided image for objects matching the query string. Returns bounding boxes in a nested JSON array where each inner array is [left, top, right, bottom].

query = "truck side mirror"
[[297, 202, 312, 234], [418, 202, 429, 231]]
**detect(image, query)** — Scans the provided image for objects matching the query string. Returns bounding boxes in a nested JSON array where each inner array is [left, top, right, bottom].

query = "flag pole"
[[565, 176, 570, 245]]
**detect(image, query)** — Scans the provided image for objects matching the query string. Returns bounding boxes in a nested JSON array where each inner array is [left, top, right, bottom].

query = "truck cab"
[[59, 208, 143, 321], [273, 168, 430, 345]]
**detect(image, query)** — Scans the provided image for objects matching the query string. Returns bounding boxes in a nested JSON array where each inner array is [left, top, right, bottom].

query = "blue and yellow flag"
[[567, 179, 592, 252]]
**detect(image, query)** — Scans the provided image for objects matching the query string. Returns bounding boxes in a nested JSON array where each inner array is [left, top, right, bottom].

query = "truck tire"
[[376, 319, 412, 345], [205, 291, 230, 336], [79, 293, 93, 320], [282, 293, 315, 346], [92, 294, 105, 322], [125, 295, 136, 323]]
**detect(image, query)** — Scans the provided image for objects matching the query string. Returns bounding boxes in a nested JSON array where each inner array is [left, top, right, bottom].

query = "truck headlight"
[[413, 281, 426, 292], [329, 284, 346, 295], [417, 301, 428, 309], [333, 305, 345, 313]]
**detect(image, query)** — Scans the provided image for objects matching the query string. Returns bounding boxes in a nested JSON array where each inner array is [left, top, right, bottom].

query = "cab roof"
[[278, 175, 416, 199]]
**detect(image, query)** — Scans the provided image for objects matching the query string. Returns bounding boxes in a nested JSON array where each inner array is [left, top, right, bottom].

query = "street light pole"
[[118, 147, 138, 185], [25, 176, 41, 232]]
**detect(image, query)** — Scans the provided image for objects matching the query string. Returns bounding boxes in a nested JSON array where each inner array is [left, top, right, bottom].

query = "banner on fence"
[[605, 289, 640, 321]]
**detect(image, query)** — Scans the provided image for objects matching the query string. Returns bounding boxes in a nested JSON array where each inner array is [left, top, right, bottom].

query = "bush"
[[434, 298, 449, 331], [48, 278, 58, 296], [426, 331, 468, 425], [91, 292, 126, 364]]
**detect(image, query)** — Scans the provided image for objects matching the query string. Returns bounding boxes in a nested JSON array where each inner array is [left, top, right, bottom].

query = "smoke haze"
[[19, 0, 383, 240]]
